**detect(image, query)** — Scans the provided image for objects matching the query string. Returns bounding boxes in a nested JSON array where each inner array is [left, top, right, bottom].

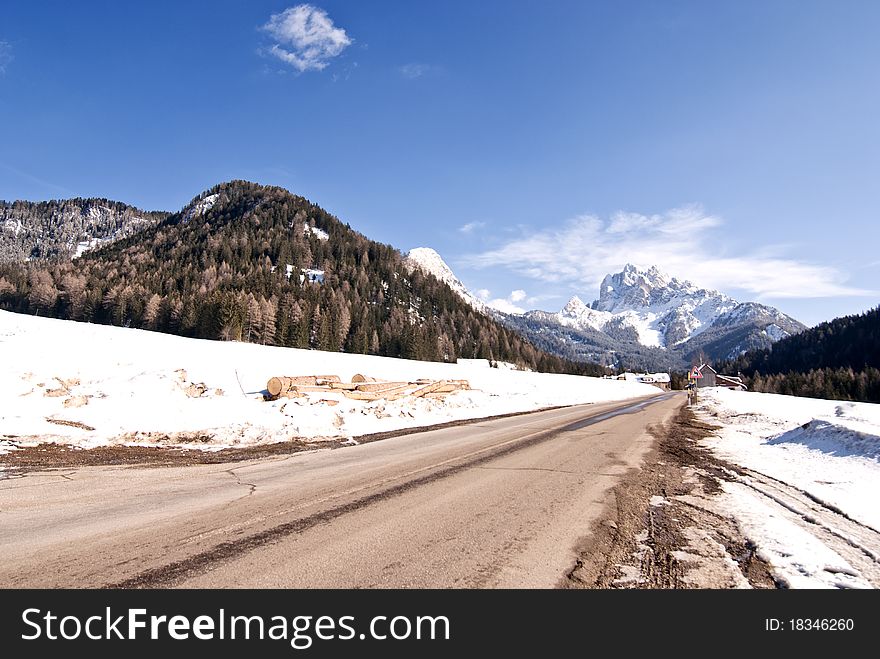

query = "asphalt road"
[[0, 393, 682, 588]]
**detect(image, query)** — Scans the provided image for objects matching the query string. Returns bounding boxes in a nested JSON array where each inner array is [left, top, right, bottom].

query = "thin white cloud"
[[478, 289, 528, 314], [459, 221, 486, 234], [525, 294, 561, 306], [487, 298, 525, 314], [0, 41, 12, 75], [0, 161, 73, 196], [262, 5, 351, 72], [464, 204, 872, 300], [399, 63, 430, 79]]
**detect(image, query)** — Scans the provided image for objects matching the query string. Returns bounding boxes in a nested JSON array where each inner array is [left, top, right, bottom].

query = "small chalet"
[[611, 372, 672, 391], [694, 364, 746, 391]]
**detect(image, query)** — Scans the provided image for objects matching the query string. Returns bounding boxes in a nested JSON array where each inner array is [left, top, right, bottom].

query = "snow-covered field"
[[0, 311, 658, 455], [695, 388, 880, 588]]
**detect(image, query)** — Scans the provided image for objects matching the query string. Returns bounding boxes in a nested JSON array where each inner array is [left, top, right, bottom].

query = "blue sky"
[[1, 1, 878, 326]]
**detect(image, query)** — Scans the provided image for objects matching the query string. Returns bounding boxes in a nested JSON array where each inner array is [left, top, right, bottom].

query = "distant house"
[[647, 372, 672, 390], [694, 364, 746, 390], [614, 371, 672, 391]]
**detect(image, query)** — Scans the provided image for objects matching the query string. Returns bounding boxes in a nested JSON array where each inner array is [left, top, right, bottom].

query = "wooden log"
[[267, 376, 297, 396], [329, 382, 359, 390], [342, 390, 380, 401], [384, 381, 446, 402], [355, 381, 408, 393], [371, 384, 414, 399], [409, 380, 448, 399], [282, 376, 317, 386], [410, 378, 469, 391], [351, 374, 383, 383], [290, 385, 335, 393], [424, 392, 451, 399], [268, 375, 342, 396]]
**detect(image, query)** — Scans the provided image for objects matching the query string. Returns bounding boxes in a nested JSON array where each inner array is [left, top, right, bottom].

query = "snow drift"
[[696, 387, 880, 588]]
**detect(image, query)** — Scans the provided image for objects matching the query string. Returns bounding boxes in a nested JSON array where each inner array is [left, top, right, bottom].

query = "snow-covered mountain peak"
[[594, 263, 710, 313], [401, 250, 804, 364], [404, 247, 487, 312], [561, 295, 588, 317], [618, 263, 668, 288], [556, 295, 611, 333], [407, 247, 457, 282], [550, 264, 802, 353]]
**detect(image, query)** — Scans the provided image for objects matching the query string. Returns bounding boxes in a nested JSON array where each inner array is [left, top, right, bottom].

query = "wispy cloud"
[[464, 205, 872, 300], [262, 5, 351, 73], [458, 221, 486, 234], [525, 293, 561, 307], [0, 41, 13, 75], [477, 288, 529, 314], [0, 161, 73, 197], [399, 63, 430, 79]]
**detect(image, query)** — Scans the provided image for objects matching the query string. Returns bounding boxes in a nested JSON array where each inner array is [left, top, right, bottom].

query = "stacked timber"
[[267, 375, 341, 397], [264, 375, 470, 402]]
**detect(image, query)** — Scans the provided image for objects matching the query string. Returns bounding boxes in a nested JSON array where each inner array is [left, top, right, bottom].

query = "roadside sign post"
[[688, 367, 702, 405]]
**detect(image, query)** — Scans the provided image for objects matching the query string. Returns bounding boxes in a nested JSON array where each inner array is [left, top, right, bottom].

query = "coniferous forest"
[[720, 305, 880, 402], [0, 197, 167, 263], [0, 181, 605, 377]]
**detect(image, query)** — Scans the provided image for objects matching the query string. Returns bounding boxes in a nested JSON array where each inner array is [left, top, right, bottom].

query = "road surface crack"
[[225, 469, 257, 497], [477, 466, 575, 474]]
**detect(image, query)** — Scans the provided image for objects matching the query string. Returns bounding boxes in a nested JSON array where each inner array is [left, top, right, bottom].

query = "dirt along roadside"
[[565, 404, 779, 589], [0, 405, 576, 474]]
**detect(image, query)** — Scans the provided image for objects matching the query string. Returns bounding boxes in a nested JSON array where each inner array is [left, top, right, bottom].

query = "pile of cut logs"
[[265, 374, 470, 402]]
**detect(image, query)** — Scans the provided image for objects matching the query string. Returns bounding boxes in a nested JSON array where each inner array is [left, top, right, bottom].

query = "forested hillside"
[[0, 198, 167, 263], [720, 305, 880, 402], [0, 181, 603, 375]]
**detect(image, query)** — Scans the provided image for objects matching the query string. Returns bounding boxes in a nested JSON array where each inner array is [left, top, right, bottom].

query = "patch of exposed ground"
[[564, 405, 779, 589], [0, 439, 345, 472]]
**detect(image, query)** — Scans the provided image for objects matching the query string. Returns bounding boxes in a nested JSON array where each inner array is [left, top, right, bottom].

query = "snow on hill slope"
[[404, 247, 489, 312], [696, 388, 880, 588], [182, 193, 219, 223], [0, 311, 658, 456], [0, 198, 167, 263]]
